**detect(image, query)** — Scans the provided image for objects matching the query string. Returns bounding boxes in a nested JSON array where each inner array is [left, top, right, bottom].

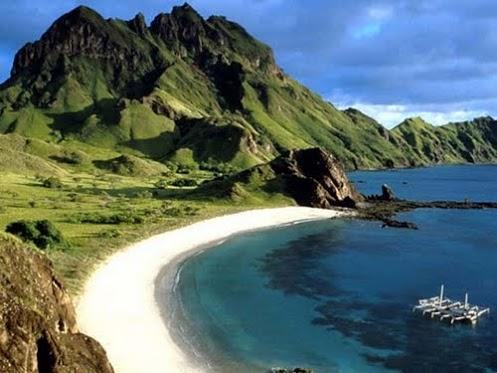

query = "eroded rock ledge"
[[0, 234, 113, 373]]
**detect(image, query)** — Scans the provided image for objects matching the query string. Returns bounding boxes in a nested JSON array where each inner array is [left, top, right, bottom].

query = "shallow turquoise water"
[[172, 166, 497, 372]]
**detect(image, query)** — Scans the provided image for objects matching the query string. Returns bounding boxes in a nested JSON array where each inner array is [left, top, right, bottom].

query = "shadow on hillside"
[[123, 132, 178, 159], [47, 98, 121, 136]]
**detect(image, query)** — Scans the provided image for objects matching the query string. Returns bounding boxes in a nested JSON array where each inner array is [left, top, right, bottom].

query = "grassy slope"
[[391, 116, 497, 164], [0, 167, 292, 294]]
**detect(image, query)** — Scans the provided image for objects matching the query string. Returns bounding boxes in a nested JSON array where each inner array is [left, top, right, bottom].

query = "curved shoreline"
[[76, 207, 347, 373]]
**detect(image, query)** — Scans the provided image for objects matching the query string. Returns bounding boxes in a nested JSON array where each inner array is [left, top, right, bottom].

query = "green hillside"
[[391, 116, 497, 164], [0, 3, 496, 172]]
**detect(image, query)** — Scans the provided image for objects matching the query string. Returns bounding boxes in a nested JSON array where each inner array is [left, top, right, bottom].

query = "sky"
[[1, 0, 496, 128]]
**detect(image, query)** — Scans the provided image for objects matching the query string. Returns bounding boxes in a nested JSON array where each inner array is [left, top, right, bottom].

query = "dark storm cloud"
[[0, 0, 495, 126]]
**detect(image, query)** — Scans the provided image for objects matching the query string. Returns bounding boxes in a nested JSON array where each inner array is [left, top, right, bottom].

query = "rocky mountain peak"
[[472, 116, 495, 124], [127, 12, 148, 36], [150, 4, 207, 58], [171, 2, 203, 21], [11, 5, 122, 78]]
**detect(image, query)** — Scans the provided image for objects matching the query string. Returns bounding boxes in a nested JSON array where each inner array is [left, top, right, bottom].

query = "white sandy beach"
[[76, 207, 346, 373]]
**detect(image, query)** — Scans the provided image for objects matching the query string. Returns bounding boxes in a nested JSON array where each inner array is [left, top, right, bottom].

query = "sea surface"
[[171, 165, 497, 372]]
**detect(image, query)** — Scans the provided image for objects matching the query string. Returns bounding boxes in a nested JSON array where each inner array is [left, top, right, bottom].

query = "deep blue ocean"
[[173, 165, 497, 372]]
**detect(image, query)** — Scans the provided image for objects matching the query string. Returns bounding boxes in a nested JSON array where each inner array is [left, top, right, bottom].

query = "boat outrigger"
[[413, 285, 490, 325]]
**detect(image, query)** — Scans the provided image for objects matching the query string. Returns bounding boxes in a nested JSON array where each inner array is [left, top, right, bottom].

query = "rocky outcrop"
[[366, 184, 397, 202], [270, 148, 364, 208], [149, 3, 278, 73], [0, 234, 113, 373], [150, 3, 207, 58], [200, 147, 363, 208], [127, 13, 149, 36], [12, 6, 153, 78]]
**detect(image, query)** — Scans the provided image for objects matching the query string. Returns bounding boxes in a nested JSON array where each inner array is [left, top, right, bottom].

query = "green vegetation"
[[42, 176, 64, 189], [5, 219, 68, 250], [391, 116, 497, 164], [0, 169, 289, 294], [171, 178, 198, 187]]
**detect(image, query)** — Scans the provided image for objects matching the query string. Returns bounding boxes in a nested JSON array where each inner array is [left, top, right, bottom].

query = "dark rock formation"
[[12, 6, 152, 78], [150, 3, 206, 58], [0, 234, 113, 373], [270, 148, 364, 208], [367, 184, 396, 202], [127, 13, 149, 36], [198, 147, 363, 209], [381, 219, 418, 230], [359, 193, 497, 230], [381, 184, 395, 201]]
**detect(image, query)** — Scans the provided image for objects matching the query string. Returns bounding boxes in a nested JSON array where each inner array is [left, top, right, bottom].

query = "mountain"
[[0, 3, 496, 171], [391, 116, 497, 164]]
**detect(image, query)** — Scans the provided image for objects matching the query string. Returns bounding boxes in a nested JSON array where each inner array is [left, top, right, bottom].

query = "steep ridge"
[[391, 116, 497, 164]]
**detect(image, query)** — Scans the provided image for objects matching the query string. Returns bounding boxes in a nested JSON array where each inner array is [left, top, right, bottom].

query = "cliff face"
[[200, 147, 363, 208], [269, 148, 364, 208], [0, 234, 113, 373]]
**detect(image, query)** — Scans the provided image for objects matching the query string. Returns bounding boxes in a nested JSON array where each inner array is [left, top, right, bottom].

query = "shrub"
[[98, 228, 122, 238], [42, 177, 63, 189], [154, 179, 169, 189], [198, 162, 237, 175], [134, 190, 154, 199], [164, 162, 178, 173], [67, 193, 82, 202], [171, 178, 198, 187], [6, 220, 68, 250], [50, 151, 86, 165], [69, 212, 144, 225], [176, 164, 197, 174]]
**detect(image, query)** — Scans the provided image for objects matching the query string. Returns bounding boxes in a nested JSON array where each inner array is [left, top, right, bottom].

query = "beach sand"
[[76, 207, 346, 373]]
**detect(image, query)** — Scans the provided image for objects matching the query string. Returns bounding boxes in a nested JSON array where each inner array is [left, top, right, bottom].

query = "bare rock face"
[[270, 148, 364, 208], [0, 234, 113, 373], [150, 3, 206, 57], [13, 6, 136, 76], [198, 147, 363, 208], [127, 13, 149, 36]]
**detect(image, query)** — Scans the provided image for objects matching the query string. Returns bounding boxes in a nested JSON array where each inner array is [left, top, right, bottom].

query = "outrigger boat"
[[413, 285, 490, 325]]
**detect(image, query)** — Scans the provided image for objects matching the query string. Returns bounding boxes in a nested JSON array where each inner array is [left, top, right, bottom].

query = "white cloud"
[[368, 5, 393, 21]]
